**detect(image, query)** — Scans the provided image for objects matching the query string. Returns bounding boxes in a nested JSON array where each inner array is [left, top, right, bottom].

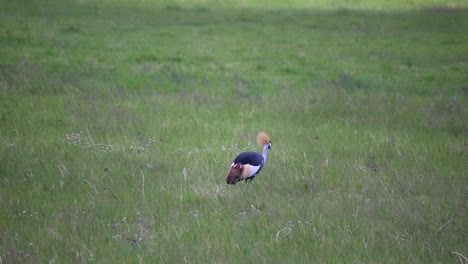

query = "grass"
[[1, 0, 467, 263]]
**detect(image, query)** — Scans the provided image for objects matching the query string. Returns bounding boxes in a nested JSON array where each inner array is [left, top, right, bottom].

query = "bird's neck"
[[262, 144, 269, 164]]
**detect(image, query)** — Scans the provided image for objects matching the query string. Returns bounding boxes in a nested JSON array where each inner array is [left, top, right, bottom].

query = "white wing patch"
[[240, 164, 261, 179]]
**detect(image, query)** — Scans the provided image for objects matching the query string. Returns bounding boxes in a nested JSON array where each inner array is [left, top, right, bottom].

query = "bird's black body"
[[232, 152, 265, 181]]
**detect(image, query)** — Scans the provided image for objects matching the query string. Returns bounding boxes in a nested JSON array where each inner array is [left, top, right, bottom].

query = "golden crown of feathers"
[[256, 132, 270, 145]]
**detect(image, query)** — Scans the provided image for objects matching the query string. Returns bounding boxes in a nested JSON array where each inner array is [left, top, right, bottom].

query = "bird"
[[226, 132, 272, 185]]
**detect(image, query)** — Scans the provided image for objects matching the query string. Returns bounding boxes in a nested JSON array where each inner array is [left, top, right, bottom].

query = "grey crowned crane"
[[226, 132, 272, 185]]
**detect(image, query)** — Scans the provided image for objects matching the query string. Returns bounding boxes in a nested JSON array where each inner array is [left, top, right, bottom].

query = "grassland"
[[0, 0, 467, 263]]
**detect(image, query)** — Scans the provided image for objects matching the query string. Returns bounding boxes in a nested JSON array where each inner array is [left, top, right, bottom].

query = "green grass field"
[[1, 0, 467, 262]]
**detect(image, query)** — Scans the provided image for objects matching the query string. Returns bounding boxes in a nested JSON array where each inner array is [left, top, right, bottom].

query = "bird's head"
[[226, 163, 243, 185]]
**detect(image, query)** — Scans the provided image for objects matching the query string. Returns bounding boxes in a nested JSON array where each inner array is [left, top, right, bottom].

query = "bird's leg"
[[245, 178, 253, 188]]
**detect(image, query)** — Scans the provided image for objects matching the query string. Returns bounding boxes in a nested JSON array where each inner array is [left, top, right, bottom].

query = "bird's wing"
[[240, 164, 251, 179]]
